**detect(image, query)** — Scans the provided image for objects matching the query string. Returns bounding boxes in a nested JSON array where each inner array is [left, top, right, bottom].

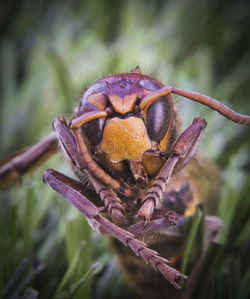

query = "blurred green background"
[[0, 0, 250, 298]]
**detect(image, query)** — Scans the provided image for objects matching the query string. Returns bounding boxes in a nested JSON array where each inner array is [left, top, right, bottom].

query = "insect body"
[[1, 67, 249, 297]]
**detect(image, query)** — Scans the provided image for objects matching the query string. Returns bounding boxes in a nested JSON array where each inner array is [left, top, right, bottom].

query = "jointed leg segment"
[[53, 116, 129, 224], [54, 115, 133, 197], [71, 113, 134, 197], [138, 116, 207, 222], [43, 169, 187, 288], [85, 170, 128, 225], [0, 134, 58, 189]]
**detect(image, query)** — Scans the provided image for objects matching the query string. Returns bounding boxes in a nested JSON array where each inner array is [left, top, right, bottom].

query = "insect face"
[[78, 73, 175, 182]]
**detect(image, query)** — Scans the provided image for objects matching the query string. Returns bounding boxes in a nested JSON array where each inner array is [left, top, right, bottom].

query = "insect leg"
[[171, 116, 207, 172], [138, 154, 179, 222], [85, 169, 128, 225], [53, 117, 131, 224], [127, 211, 178, 237], [0, 134, 58, 189], [70, 114, 134, 197], [43, 168, 187, 288], [53, 116, 87, 168], [138, 117, 207, 222]]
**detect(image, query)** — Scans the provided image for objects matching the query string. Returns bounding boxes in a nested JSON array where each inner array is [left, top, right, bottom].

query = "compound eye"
[[79, 102, 105, 146], [145, 95, 172, 143], [139, 79, 162, 91], [81, 81, 107, 104], [78, 81, 107, 146]]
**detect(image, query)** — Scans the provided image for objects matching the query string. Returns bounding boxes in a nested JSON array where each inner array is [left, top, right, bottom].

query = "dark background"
[[1, 0, 250, 298]]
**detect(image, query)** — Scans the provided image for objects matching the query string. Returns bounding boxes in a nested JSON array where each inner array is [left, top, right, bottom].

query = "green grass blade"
[[65, 214, 92, 299], [23, 188, 35, 262], [53, 240, 86, 299], [68, 262, 101, 299], [181, 206, 202, 275]]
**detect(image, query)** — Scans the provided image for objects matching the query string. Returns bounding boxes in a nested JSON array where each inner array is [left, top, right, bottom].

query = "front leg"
[[43, 169, 187, 288], [127, 210, 178, 238], [138, 116, 207, 221], [85, 169, 128, 225], [70, 113, 134, 197], [53, 116, 129, 224], [53, 116, 133, 197]]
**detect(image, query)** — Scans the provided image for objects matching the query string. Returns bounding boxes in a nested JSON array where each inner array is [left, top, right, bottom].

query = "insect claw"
[[135, 214, 149, 226], [164, 210, 179, 226], [156, 262, 188, 289], [138, 199, 155, 223]]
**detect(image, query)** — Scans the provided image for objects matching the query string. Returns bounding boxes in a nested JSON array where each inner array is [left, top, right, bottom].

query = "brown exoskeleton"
[[1, 66, 249, 298]]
